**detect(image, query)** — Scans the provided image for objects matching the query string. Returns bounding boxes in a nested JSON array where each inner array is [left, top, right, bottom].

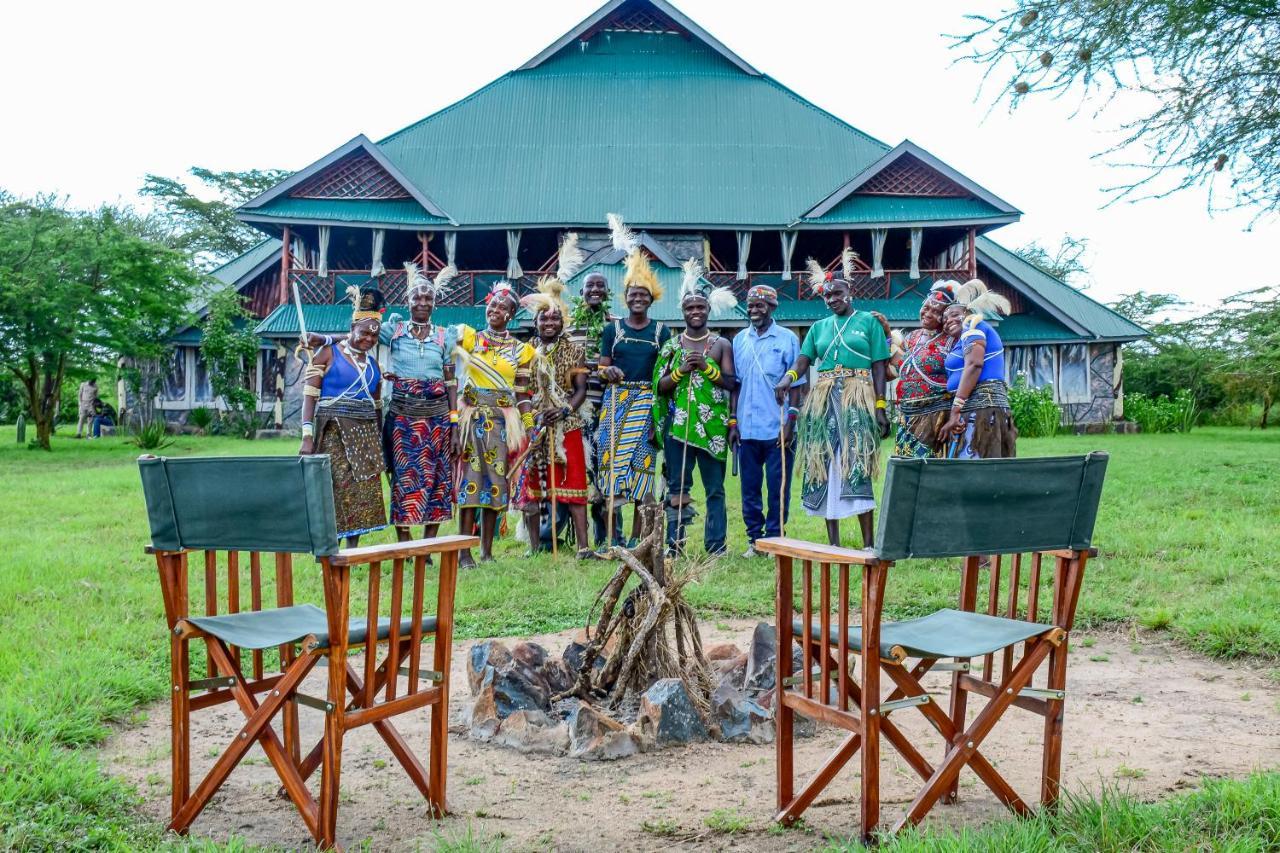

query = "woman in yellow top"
[[455, 281, 537, 566]]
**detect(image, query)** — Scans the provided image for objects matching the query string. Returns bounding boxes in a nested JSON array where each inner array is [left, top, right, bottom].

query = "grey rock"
[[463, 684, 500, 741], [744, 622, 778, 693], [467, 640, 512, 696], [711, 680, 772, 744], [637, 678, 709, 746], [492, 710, 569, 756], [567, 701, 640, 761]]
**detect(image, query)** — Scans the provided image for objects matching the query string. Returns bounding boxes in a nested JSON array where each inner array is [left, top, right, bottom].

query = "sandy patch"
[[103, 623, 1280, 851]]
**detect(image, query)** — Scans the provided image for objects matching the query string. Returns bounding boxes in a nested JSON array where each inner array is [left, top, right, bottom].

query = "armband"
[[448, 410, 459, 424], [303, 385, 321, 398], [300, 422, 314, 438], [875, 399, 887, 410], [521, 410, 535, 429]]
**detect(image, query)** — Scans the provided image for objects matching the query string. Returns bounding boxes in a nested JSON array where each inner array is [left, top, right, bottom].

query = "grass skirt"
[[797, 368, 880, 515]]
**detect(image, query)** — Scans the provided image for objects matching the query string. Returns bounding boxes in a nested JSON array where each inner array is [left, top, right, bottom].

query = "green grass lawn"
[[1, 426, 1277, 849]]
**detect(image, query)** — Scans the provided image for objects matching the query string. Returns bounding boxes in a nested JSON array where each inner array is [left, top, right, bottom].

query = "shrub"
[[129, 419, 174, 450], [187, 406, 214, 434], [1126, 390, 1197, 433], [1008, 377, 1061, 438], [210, 409, 262, 440]]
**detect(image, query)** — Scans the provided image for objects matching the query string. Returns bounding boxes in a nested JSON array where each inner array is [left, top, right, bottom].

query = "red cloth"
[[519, 427, 588, 506]]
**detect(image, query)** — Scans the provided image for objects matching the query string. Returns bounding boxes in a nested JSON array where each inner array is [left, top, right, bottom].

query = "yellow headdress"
[[345, 282, 385, 324], [608, 212, 663, 300], [521, 276, 571, 321]]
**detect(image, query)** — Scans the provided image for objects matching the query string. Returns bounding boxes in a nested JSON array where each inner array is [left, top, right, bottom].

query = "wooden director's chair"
[[139, 455, 477, 849], [757, 452, 1108, 842]]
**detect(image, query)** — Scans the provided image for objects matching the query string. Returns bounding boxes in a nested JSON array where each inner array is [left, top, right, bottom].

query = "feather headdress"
[[521, 275, 571, 321], [953, 278, 1011, 318], [345, 282, 385, 323], [405, 261, 459, 299], [622, 245, 663, 300], [557, 232, 586, 283], [805, 257, 831, 295], [607, 212, 638, 255], [928, 279, 961, 305], [678, 256, 737, 315], [485, 279, 520, 309]]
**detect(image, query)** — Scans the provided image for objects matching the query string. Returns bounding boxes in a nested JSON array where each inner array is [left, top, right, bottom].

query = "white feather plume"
[[557, 232, 586, 282], [805, 257, 827, 293], [432, 264, 459, 296], [680, 256, 703, 300], [841, 247, 858, 282], [607, 212, 638, 255], [707, 286, 738, 315], [345, 283, 361, 308]]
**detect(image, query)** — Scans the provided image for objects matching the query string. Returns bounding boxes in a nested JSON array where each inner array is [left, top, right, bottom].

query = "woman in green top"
[[775, 256, 890, 547], [654, 262, 737, 555]]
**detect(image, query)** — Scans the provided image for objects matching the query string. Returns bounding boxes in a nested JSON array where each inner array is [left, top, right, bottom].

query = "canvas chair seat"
[[187, 604, 438, 651], [793, 608, 1054, 661]]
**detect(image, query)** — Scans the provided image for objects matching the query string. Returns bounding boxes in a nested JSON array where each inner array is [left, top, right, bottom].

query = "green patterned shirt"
[[653, 335, 730, 461]]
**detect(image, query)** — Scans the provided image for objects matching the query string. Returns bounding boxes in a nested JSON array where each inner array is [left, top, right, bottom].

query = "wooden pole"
[[967, 228, 977, 279], [548, 433, 559, 557], [605, 388, 617, 553], [278, 226, 292, 307], [778, 403, 789, 538]]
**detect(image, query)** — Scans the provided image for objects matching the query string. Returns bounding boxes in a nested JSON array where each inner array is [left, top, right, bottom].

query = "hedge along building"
[[160, 0, 1145, 428]]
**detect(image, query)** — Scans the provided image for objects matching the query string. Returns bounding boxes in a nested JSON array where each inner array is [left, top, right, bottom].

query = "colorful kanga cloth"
[[385, 379, 453, 525], [455, 326, 536, 510], [653, 335, 730, 461], [313, 343, 386, 538], [594, 382, 659, 503], [893, 328, 952, 459], [516, 337, 590, 507]]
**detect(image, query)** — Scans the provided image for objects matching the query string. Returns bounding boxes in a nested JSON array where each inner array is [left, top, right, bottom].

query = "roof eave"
[[795, 214, 1020, 230], [236, 213, 444, 232], [975, 249, 1092, 337], [238, 134, 458, 225], [518, 0, 761, 76], [804, 140, 1022, 220]]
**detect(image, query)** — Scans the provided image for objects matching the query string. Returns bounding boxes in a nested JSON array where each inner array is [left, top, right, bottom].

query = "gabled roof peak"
[[519, 0, 760, 76]]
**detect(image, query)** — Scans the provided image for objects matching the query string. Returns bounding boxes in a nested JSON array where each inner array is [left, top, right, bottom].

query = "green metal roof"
[[564, 261, 748, 325], [772, 299, 920, 324], [372, 29, 889, 228], [991, 312, 1079, 343], [977, 237, 1147, 341], [211, 239, 281, 285], [240, 198, 448, 228], [255, 303, 485, 338], [807, 196, 1012, 227]]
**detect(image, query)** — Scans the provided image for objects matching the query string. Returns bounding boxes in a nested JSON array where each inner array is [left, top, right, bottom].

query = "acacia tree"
[[1211, 287, 1280, 428], [141, 166, 287, 267], [0, 195, 201, 449], [954, 2, 1280, 214], [1015, 234, 1091, 286]]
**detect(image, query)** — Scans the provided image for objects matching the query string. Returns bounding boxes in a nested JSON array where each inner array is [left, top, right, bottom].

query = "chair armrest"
[[754, 537, 881, 566], [328, 535, 481, 566]]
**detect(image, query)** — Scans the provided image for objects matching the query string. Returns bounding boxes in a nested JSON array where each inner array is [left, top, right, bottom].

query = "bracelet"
[[704, 364, 721, 382], [521, 411, 535, 429], [671, 367, 684, 382], [301, 422, 314, 438], [728, 418, 738, 427], [787, 411, 799, 422], [875, 399, 887, 410], [448, 410, 459, 424], [785, 369, 799, 382], [787, 406, 800, 415], [322, 335, 333, 347]]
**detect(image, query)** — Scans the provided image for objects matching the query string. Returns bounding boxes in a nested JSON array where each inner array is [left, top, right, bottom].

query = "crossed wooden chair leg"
[[169, 629, 322, 839]]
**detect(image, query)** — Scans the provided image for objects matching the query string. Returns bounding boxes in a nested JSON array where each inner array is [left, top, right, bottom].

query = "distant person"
[[91, 398, 116, 439], [939, 280, 1018, 458], [76, 379, 98, 438]]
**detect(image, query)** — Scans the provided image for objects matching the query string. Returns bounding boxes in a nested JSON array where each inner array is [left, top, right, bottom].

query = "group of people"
[[75, 378, 117, 439], [299, 216, 1017, 564]]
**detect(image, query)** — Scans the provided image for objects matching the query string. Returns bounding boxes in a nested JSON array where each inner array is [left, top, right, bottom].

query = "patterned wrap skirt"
[[946, 380, 1018, 459], [893, 392, 953, 458], [315, 398, 387, 539], [516, 426, 589, 508], [456, 386, 522, 511], [594, 382, 659, 504], [385, 378, 453, 525]]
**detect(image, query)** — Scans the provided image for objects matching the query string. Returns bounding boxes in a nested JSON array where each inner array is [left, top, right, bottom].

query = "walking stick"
[[778, 403, 789, 538], [548, 428, 559, 557], [675, 343, 697, 554], [605, 386, 617, 553]]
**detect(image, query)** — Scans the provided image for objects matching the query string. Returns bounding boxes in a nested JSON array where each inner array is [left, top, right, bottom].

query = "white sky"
[[1, 0, 1272, 313]]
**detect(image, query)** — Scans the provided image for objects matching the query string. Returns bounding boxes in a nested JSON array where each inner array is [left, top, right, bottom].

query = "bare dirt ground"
[[104, 622, 1280, 851]]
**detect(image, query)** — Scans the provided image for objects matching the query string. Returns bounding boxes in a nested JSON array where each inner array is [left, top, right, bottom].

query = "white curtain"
[[1057, 344, 1092, 404], [444, 231, 457, 268], [506, 230, 523, 279], [779, 231, 797, 280], [1009, 345, 1056, 390], [317, 226, 330, 277], [871, 228, 888, 278], [370, 229, 385, 277], [736, 231, 752, 280], [909, 227, 922, 279]]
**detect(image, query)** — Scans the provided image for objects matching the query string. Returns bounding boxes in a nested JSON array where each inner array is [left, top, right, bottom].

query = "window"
[[1007, 345, 1055, 390], [192, 348, 214, 403], [163, 348, 186, 402], [1057, 344, 1092, 404], [258, 348, 282, 402]]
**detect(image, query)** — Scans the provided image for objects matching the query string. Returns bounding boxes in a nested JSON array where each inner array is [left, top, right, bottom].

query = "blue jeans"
[[664, 437, 726, 554], [738, 437, 794, 543]]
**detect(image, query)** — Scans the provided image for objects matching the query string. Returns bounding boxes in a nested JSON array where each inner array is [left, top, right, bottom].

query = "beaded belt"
[[959, 379, 1011, 413], [316, 398, 377, 420], [463, 386, 516, 408]]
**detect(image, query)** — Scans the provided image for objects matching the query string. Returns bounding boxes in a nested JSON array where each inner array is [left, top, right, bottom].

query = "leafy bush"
[[210, 409, 262, 440], [1007, 377, 1062, 438], [1126, 390, 1197, 433], [129, 419, 174, 450], [187, 406, 214, 434]]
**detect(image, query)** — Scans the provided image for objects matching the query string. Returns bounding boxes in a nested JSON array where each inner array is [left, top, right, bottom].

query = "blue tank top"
[[321, 343, 382, 400], [945, 319, 1005, 392]]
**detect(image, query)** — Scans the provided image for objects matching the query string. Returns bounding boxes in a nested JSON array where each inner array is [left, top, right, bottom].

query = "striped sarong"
[[594, 381, 658, 503]]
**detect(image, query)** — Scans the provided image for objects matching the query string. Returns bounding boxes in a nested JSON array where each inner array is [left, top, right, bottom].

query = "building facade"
[[160, 0, 1145, 428]]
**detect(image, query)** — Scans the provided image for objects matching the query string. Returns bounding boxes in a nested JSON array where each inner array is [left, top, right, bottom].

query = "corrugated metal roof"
[[240, 198, 448, 227], [211, 239, 281, 285], [773, 299, 921, 324], [564, 261, 748, 325], [977, 237, 1147, 341], [992, 313, 1079, 343], [255, 304, 485, 337], [807, 196, 1011, 226], [376, 30, 891, 227]]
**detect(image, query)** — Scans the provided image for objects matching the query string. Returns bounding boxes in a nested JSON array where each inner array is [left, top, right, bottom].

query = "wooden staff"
[[605, 387, 617, 553], [548, 429, 559, 557], [779, 403, 789, 538], [675, 343, 697, 552]]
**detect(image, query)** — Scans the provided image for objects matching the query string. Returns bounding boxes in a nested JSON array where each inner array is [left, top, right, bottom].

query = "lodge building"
[[160, 0, 1145, 429]]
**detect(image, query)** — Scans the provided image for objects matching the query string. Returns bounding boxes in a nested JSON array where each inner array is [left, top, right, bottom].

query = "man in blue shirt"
[[731, 284, 805, 557]]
